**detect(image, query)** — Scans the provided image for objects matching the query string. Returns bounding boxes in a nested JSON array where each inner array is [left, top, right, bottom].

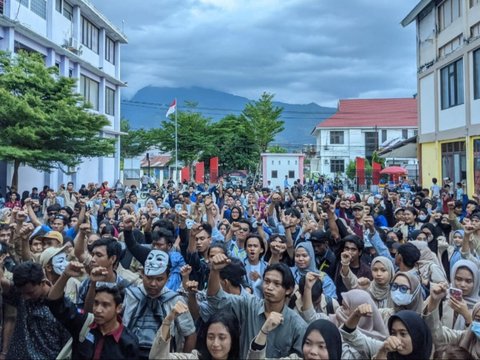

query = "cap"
[[39, 244, 68, 267], [374, 194, 383, 199], [143, 250, 169, 276], [39, 231, 64, 245], [352, 203, 364, 210], [309, 230, 330, 243]]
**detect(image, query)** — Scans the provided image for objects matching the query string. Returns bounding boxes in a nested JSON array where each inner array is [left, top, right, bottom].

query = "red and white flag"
[[166, 99, 176, 118]]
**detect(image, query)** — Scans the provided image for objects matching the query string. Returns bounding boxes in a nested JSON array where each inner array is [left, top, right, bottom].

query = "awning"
[[378, 136, 417, 159]]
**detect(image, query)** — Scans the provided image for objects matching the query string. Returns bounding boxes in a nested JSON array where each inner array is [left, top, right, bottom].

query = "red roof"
[[315, 98, 417, 128], [140, 155, 171, 168]]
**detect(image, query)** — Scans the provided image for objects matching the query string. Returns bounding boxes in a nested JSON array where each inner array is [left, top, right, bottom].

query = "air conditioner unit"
[[67, 166, 77, 174], [65, 37, 82, 54]]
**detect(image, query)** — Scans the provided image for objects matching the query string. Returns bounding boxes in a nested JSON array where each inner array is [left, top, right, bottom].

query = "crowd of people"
[[0, 175, 478, 359]]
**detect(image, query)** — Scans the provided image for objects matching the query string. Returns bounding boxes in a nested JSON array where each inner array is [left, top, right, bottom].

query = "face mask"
[[418, 215, 427, 221], [391, 289, 413, 305], [52, 252, 69, 276], [471, 321, 480, 339]]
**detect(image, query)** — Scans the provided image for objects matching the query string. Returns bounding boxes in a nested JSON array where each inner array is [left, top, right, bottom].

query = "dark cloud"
[[91, 0, 418, 106]]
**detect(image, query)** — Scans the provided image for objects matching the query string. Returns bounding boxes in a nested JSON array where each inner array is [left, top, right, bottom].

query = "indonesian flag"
[[166, 99, 176, 118]]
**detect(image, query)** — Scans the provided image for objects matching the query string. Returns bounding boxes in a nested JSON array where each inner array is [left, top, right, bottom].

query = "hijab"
[[388, 271, 423, 314], [449, 229, 464, 270], [387, 310, 432, 360], [451, 260, 480, 308], [409, 240, 446, 278], [420, 222, 440, 254], [369, 256, 395, 305], [291, 242, 317, 282], [303, 319, 342, 360], [459, 303, 480, 359], [334, 289, 388, 340]]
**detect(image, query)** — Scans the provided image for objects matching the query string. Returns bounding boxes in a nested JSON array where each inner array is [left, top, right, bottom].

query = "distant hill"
[[121, 86, 337, 149]]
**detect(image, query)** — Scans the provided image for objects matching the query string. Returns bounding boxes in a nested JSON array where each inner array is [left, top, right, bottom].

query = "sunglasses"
[[390, 283, 410, 293]]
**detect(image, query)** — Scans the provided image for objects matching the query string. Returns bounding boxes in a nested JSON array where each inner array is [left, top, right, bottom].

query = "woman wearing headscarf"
[[380, 271, 424, 324], [332, 289, 388, 340], [340, 309, 432, 360], [247, 317, 359, 359], [340, 256, 394, 309], [439, 260, 480, 330], [290, 241, 337, 300], [424, 282, 480, 359], [409, 240, 447, 288]]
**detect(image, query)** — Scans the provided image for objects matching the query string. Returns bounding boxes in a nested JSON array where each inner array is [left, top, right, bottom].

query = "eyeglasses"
[[390, 283, 410, 293]]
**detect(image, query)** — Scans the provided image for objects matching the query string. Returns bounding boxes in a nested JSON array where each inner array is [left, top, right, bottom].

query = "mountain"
[[121, 86, 337, 149]]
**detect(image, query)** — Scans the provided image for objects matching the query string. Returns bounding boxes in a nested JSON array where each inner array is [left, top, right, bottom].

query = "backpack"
[[56, 313, 94, 360]]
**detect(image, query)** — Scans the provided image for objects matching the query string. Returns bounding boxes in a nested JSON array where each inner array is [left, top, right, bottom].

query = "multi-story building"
[[402, 0, 480, 193], [261, 153, 304, 189], [310, 98, 418, 179], [0, 0, 127, 191]]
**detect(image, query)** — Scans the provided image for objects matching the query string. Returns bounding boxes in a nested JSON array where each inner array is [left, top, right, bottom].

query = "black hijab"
[[387, 310, 432, 360], [420, 222, 441, 254], [303, 319, 342, 360]]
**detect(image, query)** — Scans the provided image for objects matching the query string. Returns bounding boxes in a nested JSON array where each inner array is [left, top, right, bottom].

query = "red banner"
[[356, 157, 365, 185], [210, 157, 219, 184], [372, 162, 382, 185], [195, 162, 205, 184], [181, 167, 190, 183]]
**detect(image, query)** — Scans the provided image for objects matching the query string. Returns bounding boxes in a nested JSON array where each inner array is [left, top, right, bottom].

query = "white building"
[[0, 0, 126, 191], [402, 0, 480, 194], [310, 98, 418, 179], [261, 153, 305, 189]]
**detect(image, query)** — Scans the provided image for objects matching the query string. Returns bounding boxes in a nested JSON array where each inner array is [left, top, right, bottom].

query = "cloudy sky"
[[91, 0, 419, 107]]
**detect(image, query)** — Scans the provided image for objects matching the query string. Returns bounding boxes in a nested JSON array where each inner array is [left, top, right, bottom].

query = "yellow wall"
[[421, 142, 440, 187]]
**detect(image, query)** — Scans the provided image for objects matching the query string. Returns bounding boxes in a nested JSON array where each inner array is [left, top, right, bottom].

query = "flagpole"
[[175, 98, 178, 184]]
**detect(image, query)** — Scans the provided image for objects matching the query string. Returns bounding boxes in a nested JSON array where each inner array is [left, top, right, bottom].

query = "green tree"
[[120, 118, 158, 160], [346, 159, 372, 179], [372, 151, 386, 167], [0, 51, 115, 187], [201, 115, 258, 172], [267, 145, 288, 153], [242, 92, 284, 154], [154, 104, 213, 171]]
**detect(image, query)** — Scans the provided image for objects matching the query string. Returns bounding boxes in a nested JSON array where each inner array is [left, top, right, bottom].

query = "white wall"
[[438, 102, 466, 131], [12, 0, 47, 37], [418, 11, 435, 66], [262, 154, 303, 188], [420, 73, 436, 134]]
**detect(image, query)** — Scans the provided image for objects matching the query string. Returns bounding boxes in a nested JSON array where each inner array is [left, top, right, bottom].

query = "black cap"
[[310, 230, 330, 243]]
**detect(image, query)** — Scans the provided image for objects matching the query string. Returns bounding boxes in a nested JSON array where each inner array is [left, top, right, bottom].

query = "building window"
[[105, 37, 115, 64], [438, 0, 462, 31], [330, 131, 344, 144], [440, 58, 464, 109], [402, 129, 408, 139], [474, 48, 480, 100], [81, 17, 99, 53], [472, 22, 480, 38], [30, 0, 46, 19], [442, 141, 466, 184], [474, 139, 480, 194], [381, 129, 387, 143], [330, 159, 345, 173], [105, 87, 115, 115], [439, 35, 461, 58], [80, 75, 99, 111], [288, 170, 295, 178], [55, 0, 61, 11], [271, 170, 278, 179], [63, 1, 73, 20]]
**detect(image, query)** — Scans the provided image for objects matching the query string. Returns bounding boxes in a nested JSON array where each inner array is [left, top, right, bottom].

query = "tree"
[[201, 115, 258, 173], [242, 92, 284, 154], [154, 104, 213, 170], [267, 145, 288, 153], [0, 51, 115, 187], [120, 118, 158, 160]]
